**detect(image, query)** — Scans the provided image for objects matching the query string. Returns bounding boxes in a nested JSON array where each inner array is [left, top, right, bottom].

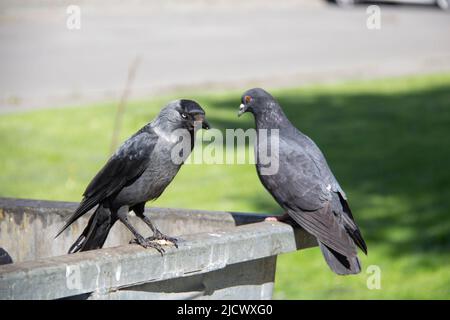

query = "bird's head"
[[159, 99, 210, 131], [238, 88, 276, 118]]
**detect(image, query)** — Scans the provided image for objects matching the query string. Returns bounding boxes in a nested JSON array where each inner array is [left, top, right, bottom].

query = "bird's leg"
[[133, 205, 178, 248], [142, 216, 178, 248], [116, 206, 165, 255]]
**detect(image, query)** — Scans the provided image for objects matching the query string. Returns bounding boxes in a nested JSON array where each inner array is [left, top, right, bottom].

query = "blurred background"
[[0, 0, 449, 299]]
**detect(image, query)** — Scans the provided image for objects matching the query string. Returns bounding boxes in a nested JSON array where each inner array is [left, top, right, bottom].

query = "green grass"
[[1, 73, 450, 299]]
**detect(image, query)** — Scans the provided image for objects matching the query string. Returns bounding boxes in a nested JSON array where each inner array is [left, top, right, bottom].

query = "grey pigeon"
[[56, 99, 210, 254], [238, 88, 367, 275]]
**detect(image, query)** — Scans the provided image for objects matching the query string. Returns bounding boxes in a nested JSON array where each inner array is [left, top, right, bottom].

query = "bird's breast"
[[114, 151, 182, 207]]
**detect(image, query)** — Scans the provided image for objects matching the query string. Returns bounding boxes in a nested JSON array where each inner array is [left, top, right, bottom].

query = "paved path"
[[1, 1, 449, 111]]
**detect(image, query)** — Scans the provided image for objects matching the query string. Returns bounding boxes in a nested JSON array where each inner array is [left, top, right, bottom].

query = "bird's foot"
[[265, 213, 289, 222], [265, 213, 297, 226], [129, 235, 165, 256], [147, 231, 179, 249]]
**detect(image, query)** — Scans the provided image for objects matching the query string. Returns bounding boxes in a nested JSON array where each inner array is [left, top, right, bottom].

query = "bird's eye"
[[181, 112, 188, 119], [244, 95, 252, 104]]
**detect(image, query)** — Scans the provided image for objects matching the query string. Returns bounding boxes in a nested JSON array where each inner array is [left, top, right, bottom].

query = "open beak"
[[238, 103, 248, 117]]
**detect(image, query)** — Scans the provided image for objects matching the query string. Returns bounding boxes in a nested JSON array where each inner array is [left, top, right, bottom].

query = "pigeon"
[[238, 88, 367, 275], [56, 99, 210, 254]]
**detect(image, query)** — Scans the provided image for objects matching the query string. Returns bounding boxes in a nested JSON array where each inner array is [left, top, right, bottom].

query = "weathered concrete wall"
[[89, 257, 277, 300], [0, 198, 269, 263], [0, 198, 317, 300]]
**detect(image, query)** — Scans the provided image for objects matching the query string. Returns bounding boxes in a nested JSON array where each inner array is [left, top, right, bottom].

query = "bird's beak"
[[238, 103, 247, 117], [202, 118, 210, 130], [194, 114, 210, 130]]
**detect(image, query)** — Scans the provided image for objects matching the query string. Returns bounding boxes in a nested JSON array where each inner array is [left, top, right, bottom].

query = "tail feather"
[[55, 196, 99, 239], [337, 192, 368, 255], [319, 242, 361, 275], [346, 227, 368, 255], [68, 205, 114, 254]]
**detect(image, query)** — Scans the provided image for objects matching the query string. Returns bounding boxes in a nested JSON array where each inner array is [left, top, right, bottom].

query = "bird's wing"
[[259, 135, 356, 256], [260, 135, 331, 212], [55, 131, 156, 237], [288, 203, 357, 257], [299, 133, 367, 254]]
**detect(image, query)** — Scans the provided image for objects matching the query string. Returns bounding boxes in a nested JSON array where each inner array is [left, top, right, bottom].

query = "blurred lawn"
[[1, 73, 450, 299]]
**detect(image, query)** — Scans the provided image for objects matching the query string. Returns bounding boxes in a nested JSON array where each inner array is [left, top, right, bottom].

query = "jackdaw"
[[56, 99, 210, 254], [238, 88, 367, 275]]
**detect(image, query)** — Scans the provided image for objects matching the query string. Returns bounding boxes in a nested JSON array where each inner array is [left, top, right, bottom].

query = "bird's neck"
[[254, 103, 290, 131], [151, 120, 182, 143]]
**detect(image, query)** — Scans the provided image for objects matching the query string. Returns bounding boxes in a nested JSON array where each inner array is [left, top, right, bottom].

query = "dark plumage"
[[238, 88, 367, 275], [56, 99, 210, 254], [0, 247, 13, 265]]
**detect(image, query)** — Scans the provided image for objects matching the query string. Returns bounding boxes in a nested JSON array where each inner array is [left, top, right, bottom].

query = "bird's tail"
[[318, 242, 362, 275], [68, 205, 115, 254]]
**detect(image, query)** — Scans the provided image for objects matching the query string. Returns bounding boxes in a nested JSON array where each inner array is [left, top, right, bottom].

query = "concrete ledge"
[[0, 198, 317, 300]]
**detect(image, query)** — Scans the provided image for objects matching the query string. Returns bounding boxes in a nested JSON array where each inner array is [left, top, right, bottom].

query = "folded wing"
[[55, 131, 156, 237]]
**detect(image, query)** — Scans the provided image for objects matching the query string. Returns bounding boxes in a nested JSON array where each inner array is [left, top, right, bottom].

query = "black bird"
[[56, 99, 210, 254], [0, 247, 13, 265], [238, 88, 367, 275]]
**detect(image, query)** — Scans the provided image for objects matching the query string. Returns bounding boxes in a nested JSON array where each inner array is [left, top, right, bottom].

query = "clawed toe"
[[163, 236, 178, 248], [130, 236, 166, 256], [147, 234, 179, 248]]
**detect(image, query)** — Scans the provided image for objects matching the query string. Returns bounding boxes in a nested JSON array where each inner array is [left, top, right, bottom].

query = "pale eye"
[[181, 112, 188, 119]]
